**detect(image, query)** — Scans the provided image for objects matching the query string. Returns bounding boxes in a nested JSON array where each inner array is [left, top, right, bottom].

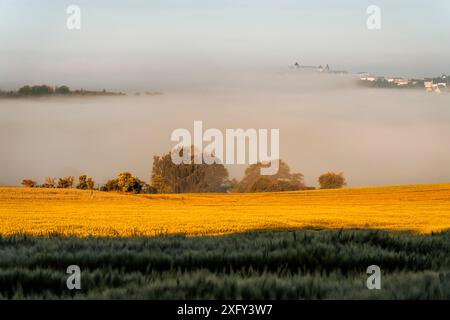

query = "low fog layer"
[[1, 72, 450, 187]]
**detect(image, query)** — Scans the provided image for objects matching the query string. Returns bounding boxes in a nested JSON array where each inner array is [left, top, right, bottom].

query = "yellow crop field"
[[1, 183, 450, 236]]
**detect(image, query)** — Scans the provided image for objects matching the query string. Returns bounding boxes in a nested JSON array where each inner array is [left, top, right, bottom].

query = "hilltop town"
[[357, 72, 449, 93], [288, 62, 448, 93]]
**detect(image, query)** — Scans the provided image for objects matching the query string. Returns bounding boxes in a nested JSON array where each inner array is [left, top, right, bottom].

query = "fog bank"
[[1, 72, 450, 187]]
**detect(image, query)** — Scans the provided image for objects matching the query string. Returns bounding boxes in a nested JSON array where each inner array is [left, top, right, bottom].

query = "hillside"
[[1, 183, 450, 236]]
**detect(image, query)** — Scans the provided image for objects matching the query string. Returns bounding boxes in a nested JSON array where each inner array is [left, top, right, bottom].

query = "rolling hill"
[[1, 183, 450, 236]]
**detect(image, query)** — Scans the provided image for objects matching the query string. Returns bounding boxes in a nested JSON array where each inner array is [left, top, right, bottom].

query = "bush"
[[55, 85, 70, 94], [42, 177, 56, 188], [21, 179, 37, 188], [98, 173, 144, 193], [151, 175, 173, 194], [77, 175, 95, 190], [249, 177, 306, 192], [100, 179, 120, 192], [117, 172, 144, 193], [57, 176, 74, 189], [318, 172, 346, 189], [151, 147, 229, 193], [236, 160, 305, 192]]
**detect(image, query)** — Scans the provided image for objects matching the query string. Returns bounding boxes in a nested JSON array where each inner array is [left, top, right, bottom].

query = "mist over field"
[[1, 72, 450, 187]]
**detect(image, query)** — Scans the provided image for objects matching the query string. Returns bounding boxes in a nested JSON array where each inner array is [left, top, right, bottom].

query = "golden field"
[[1, 183, 450, 236]]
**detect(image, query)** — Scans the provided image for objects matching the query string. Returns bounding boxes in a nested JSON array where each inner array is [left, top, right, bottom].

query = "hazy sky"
[[1, 1, 450, 187], [2, 75, 450, 187], [1, 0, 449, 90]]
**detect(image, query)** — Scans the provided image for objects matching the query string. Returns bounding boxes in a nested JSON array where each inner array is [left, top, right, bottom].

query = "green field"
[[1, 229, 450, 299]]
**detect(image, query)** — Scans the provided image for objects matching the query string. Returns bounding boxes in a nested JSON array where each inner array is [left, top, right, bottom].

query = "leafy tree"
[[31, 85, 54, 95], [77, 175, 88, 189], [151, 147, 229, 193], [318, 172, 347, 189], [117, 172, 144, 193], [270, 180, 307, 192], [235, 160, 305, 192], [249, 177, 273, 192], [100, 179, 119, 192], [248, 176, 305, 193], [86, 177, 95, 190], [42, 177, 56, 188], [55, 85, 70, 94], [151, 175, 173, 194], [220, 178, 238, 193], [18, 85, 32, 95], [77, 175, 95, 190], [22, 179, 37, 188], [57, 176, 74, 188]]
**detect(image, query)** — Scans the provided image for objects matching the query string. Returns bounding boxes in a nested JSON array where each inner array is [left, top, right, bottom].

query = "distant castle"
[[290, 62, 347, 74]]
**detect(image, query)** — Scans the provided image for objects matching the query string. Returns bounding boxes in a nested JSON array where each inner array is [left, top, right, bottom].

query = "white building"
[[395, 79, 409, 86]]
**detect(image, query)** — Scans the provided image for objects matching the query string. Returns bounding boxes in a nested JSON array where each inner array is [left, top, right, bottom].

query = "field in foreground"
[[1, 183, 450, 236], [1, 229, 449, 299]]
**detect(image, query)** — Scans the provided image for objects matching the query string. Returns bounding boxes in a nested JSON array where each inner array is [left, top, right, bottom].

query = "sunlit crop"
[[1, 183, 449, 236]]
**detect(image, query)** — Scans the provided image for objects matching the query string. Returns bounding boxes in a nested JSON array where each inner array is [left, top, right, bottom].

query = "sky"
[[1, 1, 450, 187], [1, 0, 450, 90]]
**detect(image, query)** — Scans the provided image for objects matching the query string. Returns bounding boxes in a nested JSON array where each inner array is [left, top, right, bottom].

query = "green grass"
[[0, 229, 449, 299]]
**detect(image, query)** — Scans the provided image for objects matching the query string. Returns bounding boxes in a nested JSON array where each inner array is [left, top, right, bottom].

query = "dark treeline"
[[22, 149, 347, 194], [358, 79, 425, 89], [0, 85, 125, 98]]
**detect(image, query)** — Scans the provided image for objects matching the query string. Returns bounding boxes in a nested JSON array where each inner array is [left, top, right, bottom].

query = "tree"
[[42, 177, 56, 188], [318, 172, 347, 189], [249, 177, 273, 192], [86, 177, 95, 190], [235, 160, 305, 192], [55, 85, 70, 94], [57, 176, 74, 188], [151, 147, 229, 193], [100, 178, 119, 192], [18, 85, 32, 95], [22, 179, 37, 188], [221, 178, 238, 193], [77, 175, 88, 189], [31, 85, 54, 95], [247, 176, 305, 193], [117, 172, 144, 193], [77, 175, 95, 190], [151, 175, 173, 194]]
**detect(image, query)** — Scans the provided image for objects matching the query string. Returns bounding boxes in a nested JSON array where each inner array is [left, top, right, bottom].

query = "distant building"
[[424, 79, 434, 92], [424, 80, 445, 93], [290, 62, 316, 70], [394, 79, 409, 86], [358, 72, 369, 80], [291, 62, 348, 75]]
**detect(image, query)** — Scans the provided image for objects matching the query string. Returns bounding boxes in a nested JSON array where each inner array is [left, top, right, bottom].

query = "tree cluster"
[[22, 175, 95, 190], [21, 151, 347, 194], [151, 148, 230, 193], [0, 84, 125, 98]]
